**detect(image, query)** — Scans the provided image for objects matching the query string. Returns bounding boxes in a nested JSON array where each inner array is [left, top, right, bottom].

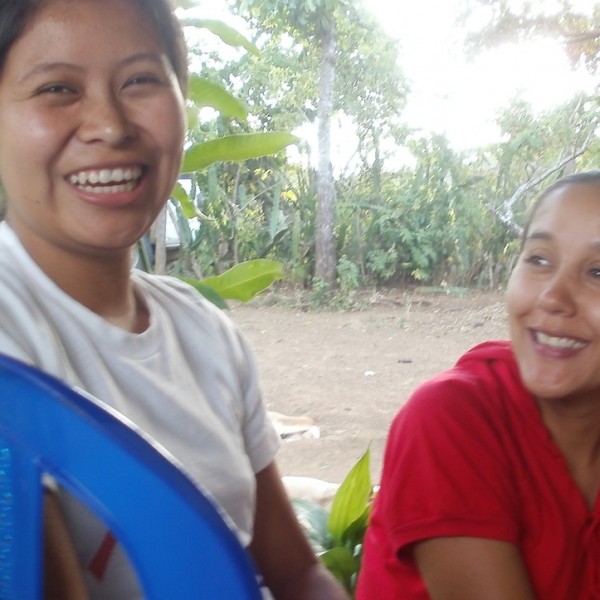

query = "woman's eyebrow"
[[18, 52, 166, 84], [524, 232, 600, 254], [118, 52, 165, 67], [523, 231, 552, 244], [18, 61, 82, 84]]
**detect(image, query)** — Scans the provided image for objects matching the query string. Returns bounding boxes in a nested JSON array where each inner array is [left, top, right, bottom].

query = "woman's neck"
[[19, 232, 149, 333]]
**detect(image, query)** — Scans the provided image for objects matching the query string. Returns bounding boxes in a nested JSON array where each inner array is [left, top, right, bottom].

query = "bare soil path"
[[229, 289, 508, 485]]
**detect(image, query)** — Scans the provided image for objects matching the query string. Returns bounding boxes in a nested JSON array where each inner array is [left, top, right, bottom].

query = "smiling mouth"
[[67, 166, 143, 194], [534, 330, 587, 350]]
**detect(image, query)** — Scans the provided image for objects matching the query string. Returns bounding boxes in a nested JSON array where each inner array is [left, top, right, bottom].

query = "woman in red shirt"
[[358, 171, 600, 600]]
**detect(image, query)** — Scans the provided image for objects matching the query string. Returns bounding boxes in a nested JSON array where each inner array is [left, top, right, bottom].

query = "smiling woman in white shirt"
[[0, 2, 349, 599]]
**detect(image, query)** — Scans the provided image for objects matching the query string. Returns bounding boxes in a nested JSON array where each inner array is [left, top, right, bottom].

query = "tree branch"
[[497, 125, 596, 235]]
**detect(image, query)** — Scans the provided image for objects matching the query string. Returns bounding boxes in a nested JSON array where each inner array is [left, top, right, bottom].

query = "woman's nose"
[[537, 272, 576, 316], [77, 93, 135, 146]]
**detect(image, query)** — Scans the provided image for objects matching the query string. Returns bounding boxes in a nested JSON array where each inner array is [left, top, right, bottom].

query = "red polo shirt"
[[357, 341, 600, 600]]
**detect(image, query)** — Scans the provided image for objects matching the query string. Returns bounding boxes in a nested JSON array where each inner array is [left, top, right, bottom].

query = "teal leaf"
[[291, 499, 331, 554]]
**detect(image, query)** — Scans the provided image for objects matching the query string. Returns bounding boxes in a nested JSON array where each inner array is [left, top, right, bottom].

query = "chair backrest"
[[0, 355, 262, 600]]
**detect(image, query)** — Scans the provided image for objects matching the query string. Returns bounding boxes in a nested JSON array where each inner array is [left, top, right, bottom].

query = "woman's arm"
[[414, 537, 537, 600], [44, 492, 89, 600], [249, 462, 350, 600]]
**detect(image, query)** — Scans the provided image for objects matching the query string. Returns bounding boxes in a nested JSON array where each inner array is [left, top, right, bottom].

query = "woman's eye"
[[126, 74, 163, 87], [523, 254, 549, 267], [589, 268, 600, 279], [38, 84, 74, 95]]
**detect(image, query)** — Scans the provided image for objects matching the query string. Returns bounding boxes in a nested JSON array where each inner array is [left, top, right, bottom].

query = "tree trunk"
[[153, 205, 167, 275], [314, 21, 337, 288]]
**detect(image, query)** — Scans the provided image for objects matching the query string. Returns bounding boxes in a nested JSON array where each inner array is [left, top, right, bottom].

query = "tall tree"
[[209, 7, 408, 285], [234, 0, 351, 287]]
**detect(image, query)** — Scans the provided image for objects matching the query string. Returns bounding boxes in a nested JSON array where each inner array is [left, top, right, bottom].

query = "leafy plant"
[[291, 449, 373, 596], [336, 255, 360, 294], [182, 259, 283, 309], [308, 277, 330, 309], [149, 16, 296, 305]]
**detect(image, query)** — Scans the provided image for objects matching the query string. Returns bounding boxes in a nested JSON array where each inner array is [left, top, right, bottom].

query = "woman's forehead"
[[529, 183, 600, 233], [4, 0, 163, 68]]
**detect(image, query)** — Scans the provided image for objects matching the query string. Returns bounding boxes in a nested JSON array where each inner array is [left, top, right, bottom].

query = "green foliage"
[[237, 0, 351, 37], [334, 9, 409, 164], [227, 0, 411, 288], [181, 132, 298, 173], [180, 278, 230, 309], [336, 256, 360, 293], [465, 1, 600, 72], [156, 16, 294, 305], [292, 449, 373, 595], [171, 181, 198, 219], [366, 247, 398, 282], [191, 259, 283, 303], [172, 4, 600, 296], [188, 74, 248, 121], [181, 18, 260, 56], [175, 15, 298, 214], [309, 277, 331, 309]]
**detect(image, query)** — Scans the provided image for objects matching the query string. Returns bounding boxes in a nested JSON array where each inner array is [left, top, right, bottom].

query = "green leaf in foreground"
[[171, 181, 197, 219], [181, 132, 298, 174], [291, 499, 331, 554], [328, 448, 372, 545], [188, 75, 248, 121], [289, 448, 373, 596], [198, 259, 284, 302], [180, 18, 259, 56], [179, 278, 228, 309], [318, 546, 359, 588]]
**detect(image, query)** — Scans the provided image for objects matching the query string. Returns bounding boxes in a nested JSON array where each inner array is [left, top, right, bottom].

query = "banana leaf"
[[191, 259, 283, 302], [188, 75, 248, 121], [171, 181, 197, 219], [180, 18, 259, 56], [180, 278, 228, 309], [181, 132, 298, 174]]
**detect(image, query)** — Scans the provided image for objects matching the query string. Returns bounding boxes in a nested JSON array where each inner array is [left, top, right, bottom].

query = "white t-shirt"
[[0, 223, 280, 598]]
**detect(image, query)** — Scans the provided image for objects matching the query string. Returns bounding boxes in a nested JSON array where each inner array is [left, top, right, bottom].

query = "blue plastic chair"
[[0, 354, 262, 599]]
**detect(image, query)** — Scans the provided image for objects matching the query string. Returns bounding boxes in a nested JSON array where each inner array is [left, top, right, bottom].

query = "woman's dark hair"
[[0, 0, 189, 93], [522, 170, 600, 240]]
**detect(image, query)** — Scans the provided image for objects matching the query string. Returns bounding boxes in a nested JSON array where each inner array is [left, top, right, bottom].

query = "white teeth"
[[80, 181, 138, 194], [68, 166, 142, 187], [99, 169, 112, 184], [536, 331, 586, 350]]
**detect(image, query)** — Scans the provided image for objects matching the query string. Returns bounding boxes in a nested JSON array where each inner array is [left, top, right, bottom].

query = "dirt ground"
[[229, 288, 508, 486]]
